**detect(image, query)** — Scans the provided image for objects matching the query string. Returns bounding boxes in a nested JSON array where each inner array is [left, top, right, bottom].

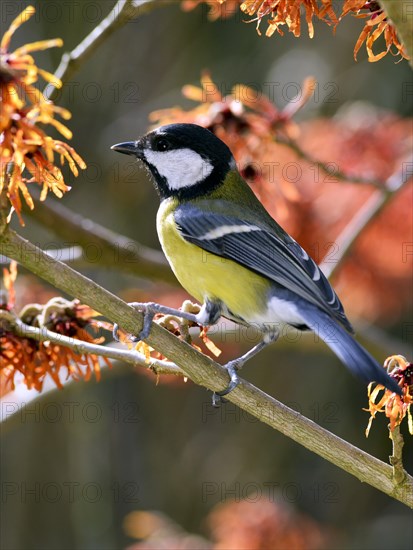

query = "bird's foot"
[[212, 359, 243, 407], [113, 302, 158, 343]]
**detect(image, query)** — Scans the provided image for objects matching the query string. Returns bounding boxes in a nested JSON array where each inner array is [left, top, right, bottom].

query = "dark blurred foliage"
[[1, 1, 412, 549]]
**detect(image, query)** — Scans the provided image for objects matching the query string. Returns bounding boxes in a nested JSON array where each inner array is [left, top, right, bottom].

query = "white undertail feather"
[[248, 296, 305, 330]]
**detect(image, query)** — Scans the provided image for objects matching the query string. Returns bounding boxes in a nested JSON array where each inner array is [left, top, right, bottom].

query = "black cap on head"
[[150, 123, 233, 167], [112, 123, 235, 200]]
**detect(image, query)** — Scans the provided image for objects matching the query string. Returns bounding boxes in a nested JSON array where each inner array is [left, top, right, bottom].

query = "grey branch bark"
[[390, 426, 407, 485], [1, 227, 412, 508], [25, 197, 175, 284]]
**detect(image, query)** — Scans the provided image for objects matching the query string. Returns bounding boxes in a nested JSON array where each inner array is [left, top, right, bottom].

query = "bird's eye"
[[154, 137, 170, 152]]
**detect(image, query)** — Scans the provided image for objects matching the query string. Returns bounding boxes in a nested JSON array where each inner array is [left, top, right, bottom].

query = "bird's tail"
[[298, 303, 401, 395]]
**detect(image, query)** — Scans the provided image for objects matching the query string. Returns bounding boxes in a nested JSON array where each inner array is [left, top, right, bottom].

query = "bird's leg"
[[213, 329, 279, 406], [113, 299, 222, 342]]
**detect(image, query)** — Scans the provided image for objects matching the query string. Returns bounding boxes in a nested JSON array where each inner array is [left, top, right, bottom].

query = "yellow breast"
[[156, 198, 271, 321]]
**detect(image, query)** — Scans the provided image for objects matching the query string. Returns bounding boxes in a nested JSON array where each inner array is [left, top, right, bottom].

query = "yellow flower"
[[0, 6, 86, 225]]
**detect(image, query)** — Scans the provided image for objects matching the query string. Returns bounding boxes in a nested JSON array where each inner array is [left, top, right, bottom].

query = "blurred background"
[[1, 1, 412, 548]]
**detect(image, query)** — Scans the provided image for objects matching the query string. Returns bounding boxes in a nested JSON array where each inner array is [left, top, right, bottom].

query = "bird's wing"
[[174, 202, 353, 332]]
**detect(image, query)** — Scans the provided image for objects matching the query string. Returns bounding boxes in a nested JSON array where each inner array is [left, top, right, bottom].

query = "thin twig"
[[0, 308, 183, 423], [45, 0, 171, 101], [389, 425, 406, 485], [11, 317, 182, 376], [1, 228, 412, 507], [320, 189, 385, 278], [320, 155, 412, 278], [276, 136, 385, 189]]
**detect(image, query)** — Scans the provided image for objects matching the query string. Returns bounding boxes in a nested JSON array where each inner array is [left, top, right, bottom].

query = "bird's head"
[[111, 123, 236, 200]]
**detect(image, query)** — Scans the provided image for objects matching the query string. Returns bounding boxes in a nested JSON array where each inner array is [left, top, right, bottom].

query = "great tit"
[[111, 123, 401, 397]]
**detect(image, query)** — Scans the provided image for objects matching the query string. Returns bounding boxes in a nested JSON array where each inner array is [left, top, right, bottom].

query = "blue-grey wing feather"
[[174, 202, 353, 333]]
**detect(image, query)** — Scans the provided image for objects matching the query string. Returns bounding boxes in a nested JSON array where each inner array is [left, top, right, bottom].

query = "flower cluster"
[[241, 0, 337, 38], [365, 355, 412, 436], [0, 6, 85, 225], [346, 1, 410, 62], [183, 0, 409, 62], [0, 263, 112, 395]]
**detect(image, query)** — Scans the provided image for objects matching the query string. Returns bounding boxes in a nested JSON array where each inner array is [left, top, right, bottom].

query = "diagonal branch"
[[276, 136, 385, 189], [25, 196, 176, 284], [320, 155, 413, 278], [1, 227, 412, 507]]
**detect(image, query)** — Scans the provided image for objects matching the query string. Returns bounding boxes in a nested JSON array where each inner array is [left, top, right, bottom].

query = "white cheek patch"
[[144, 148, 213, 190]]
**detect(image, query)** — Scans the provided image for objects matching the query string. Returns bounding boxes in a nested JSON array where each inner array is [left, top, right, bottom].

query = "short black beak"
[[111, 141, 139, 156]]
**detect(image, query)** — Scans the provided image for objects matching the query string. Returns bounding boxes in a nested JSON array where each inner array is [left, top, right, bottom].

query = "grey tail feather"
[[298, 303, 402, 395]]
